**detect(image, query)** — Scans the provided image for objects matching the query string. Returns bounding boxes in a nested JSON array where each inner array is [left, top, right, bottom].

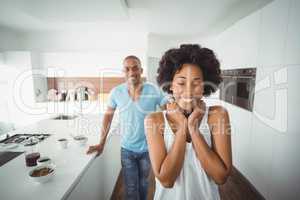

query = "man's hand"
[[86, 143, 105, 156]]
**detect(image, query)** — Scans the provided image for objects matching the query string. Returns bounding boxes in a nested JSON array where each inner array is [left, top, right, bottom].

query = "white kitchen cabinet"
[[237, 10, 261, 68], [215, 100, 253, 178], [249, 65, 286, 197], [258, 0, 290, 67], [226, 103, 253, 177], [248, 65, 286, 200], [215, 9, 261, 69], [66, 137, 121, 200], [253, 66, 282, 132], [284, 0, 300, 65], [286, 66, 300, 134], [253, 65, 299, 135], [269, 132, 300, 200], [269, 67, 300, 198], [216, 23, 241, 69], [210, 1, 299, 199], [249, 65, 300, 199], [248, 115, 274, 199]]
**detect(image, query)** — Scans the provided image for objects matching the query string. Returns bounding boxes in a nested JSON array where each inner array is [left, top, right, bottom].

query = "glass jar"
[[24, 139, 40, 167]]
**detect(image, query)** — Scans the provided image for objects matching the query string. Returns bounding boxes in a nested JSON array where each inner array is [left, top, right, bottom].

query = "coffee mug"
[[57, 138, 68, 149]]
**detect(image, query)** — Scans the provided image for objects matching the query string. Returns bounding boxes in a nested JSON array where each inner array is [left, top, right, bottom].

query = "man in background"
[[87, 55, 167, 200]]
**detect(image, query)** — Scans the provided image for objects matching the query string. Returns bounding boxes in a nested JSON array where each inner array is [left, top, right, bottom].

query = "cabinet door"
[[258, 0, 290, 67], [284, 0, 300, 65]]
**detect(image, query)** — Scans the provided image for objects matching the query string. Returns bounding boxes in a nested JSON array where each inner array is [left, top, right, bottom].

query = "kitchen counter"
[[0, 114, 121, 200]]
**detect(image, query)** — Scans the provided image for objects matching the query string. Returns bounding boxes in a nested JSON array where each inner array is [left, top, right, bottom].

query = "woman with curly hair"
[[145, 44, 232, 200]]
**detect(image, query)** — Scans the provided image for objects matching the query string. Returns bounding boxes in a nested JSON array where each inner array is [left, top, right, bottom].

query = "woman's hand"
[[188, 100, 206, 133], [166, 102, 188, 132]]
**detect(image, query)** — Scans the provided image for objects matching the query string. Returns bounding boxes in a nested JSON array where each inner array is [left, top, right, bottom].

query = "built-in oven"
[[219, 68, 256, 111]]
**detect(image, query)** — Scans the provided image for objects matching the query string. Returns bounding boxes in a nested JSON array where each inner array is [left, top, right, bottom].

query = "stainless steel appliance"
[[0, 133, 51, 145], [219, 68, 256, 111], [0, 134, 51, 167]]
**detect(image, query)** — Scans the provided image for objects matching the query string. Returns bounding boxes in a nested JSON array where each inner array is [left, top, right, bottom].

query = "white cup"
[[57, 138, 68, 149], [73, 135, 88, 147]]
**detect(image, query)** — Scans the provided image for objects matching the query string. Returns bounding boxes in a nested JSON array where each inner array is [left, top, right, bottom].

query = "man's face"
[[123, 58, 143, 85]]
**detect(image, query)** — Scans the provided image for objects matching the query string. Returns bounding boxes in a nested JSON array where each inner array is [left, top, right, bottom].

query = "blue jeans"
[[121, 147, 151, 200]]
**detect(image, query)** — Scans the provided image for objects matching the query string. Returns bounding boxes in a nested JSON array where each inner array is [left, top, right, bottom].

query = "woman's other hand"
[[188, 100, 206, 133]]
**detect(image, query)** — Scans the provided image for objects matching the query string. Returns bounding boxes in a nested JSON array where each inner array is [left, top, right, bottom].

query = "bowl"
[[29, 165, 55, 183], [37, 157, 51, 167], [73, 135, 88, 146]]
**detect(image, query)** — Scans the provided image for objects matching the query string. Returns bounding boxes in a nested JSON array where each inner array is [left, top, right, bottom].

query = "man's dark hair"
[[124, 55, 141, 65]]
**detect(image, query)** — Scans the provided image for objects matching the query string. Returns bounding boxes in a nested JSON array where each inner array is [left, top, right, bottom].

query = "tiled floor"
[[110, 167, 265, 200]]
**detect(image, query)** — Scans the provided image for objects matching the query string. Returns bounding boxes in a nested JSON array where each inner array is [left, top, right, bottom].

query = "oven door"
[[220, 76, 237, 105], [220, 75, 255, 111], [235, 76, 255, 111]]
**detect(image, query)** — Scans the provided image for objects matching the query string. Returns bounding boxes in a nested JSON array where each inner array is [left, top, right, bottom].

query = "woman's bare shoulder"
[[145, 112, 165, 138], [145, 111, 164, 124], [209, 105, 228, 113], [208, 105, 229, 122], [145, 111, 164, 123]]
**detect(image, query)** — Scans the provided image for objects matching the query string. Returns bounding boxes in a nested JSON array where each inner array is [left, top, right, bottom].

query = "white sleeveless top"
[[154, 106, 220, 200]]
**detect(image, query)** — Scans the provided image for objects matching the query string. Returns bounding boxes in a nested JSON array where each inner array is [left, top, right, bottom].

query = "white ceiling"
[[0, 0, 272, 37]]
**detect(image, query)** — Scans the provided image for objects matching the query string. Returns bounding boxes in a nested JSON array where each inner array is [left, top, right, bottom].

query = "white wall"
[[0, 53, 11, 123], [146, 57, 160, 84], [185, 0, 299, 199], [0, 27, 23, 50], [0, 26, 25, 124], [0, 29, 149, 126], [1, 29, 149, 84], [146, 34, 182, 85], [20, 31, 148, 77], [40, 51, 144, 77], [147, 34, 175, 58], [31, 51, 48, 102], [0, 51, 43, 126], [0, 28, 26, 124]]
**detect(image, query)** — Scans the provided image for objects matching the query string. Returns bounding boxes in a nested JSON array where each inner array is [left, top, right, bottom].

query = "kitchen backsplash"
[[46, 77, 146, 101]]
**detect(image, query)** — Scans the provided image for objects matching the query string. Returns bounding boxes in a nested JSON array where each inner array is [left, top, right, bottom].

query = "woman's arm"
[[145, 112, 187, 188], [190, 106, 232, 185]]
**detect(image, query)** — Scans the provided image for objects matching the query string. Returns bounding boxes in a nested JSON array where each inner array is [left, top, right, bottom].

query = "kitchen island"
[[0, 114, 121, 200]]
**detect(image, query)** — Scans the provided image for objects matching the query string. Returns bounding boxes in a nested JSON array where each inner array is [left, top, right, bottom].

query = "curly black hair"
[[157, 44, 222, 97]]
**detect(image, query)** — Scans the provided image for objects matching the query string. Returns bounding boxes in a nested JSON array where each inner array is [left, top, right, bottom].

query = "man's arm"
[[86, 106, 115, 155], [99, 106, 116, 145]]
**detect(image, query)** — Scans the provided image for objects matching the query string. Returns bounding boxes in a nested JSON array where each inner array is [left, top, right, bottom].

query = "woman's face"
[[170, 63, 204, 113]]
